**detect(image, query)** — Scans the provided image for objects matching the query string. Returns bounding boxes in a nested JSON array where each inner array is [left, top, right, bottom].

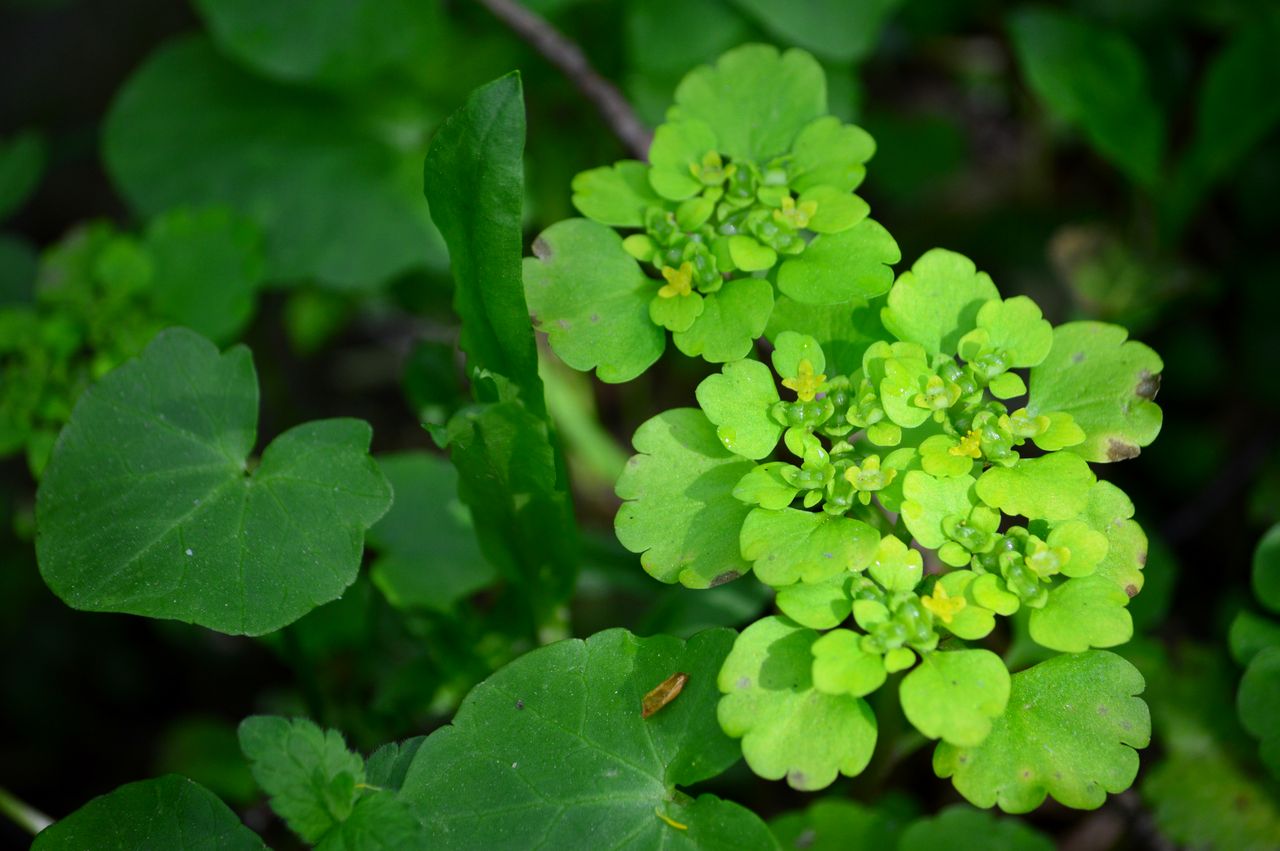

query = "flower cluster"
[[532, 43, 1164, 810]]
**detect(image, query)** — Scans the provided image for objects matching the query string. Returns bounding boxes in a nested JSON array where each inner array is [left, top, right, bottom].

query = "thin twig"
[[0, 787, 53, 836], [476, 0, 653, 159]]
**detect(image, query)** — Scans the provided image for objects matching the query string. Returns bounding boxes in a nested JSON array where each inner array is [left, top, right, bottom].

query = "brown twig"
[[476, 0, 653, 159]]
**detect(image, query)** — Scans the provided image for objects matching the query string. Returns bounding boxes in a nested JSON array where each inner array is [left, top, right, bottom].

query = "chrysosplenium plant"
[[527, 45, 1163, 812]]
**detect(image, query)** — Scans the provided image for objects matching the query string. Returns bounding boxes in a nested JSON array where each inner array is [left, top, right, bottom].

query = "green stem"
[[0, 787, 52, 836]]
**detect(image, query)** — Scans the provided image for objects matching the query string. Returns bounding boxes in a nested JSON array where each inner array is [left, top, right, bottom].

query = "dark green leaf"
[[0, 128, 45, 221], [445, 400, 579, 623], [31, 775, 264, 850], [367, 451, 495, 612], [1008, 8, 1164, 186], [426, 72, 545, 414], [104, 37, 444, 290], [397, 628, 775, 849], [36, 328, 392, 635], [195, 0, 436, 85], [729, 0, 903, 63], [143, 206, 264, 344]]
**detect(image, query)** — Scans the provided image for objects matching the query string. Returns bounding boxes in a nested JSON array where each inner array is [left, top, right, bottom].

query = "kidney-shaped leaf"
[[616, 408, 756, 588], [1028, 322, 1162, 463], [36, 328, 392, 636], [934, 650, 1150, 813], [104, 37, 444, 291], [397, 627, 775, 850]]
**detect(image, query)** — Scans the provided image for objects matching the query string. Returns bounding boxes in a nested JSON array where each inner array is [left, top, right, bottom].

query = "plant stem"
[[0, 787, 53, 836], [476, 0, 653, 158]]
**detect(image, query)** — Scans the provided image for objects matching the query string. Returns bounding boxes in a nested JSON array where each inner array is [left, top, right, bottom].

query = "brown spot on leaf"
[[1072, 352, 1085, 364], [532, 236, 552, 260], [1138, 549, 1147, 565], [710, 570, 740, 587], [1106, 438, 1140, 461], [736, 676, 751, 689], [1125, 584, 1139, 598], [794, 828, 817, 849], [590, 313, 600, 323], [787, 770, 808, 788], [1135, 370, 1161, 401], [557, 319, 571, 330]]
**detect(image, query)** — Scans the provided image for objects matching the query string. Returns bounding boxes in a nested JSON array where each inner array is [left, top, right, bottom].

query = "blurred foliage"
[[1, 0, 1278, 847]]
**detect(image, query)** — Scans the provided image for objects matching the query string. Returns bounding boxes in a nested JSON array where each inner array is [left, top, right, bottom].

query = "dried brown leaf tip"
[[641, 672, 689, 719]]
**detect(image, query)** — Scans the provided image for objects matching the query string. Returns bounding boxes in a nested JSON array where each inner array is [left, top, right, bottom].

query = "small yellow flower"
[[781, 358, 826, 401], [772, 194, 818, 229], [658, 262, 694, 299], [949, 429, 983, 459], [689, 150, 734, 185], [921, 583, 967, 624]]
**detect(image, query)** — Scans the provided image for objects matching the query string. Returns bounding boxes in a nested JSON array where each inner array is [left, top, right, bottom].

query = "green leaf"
[[1253, 523, 1280, 614], [673, 277, 773, 363], [525, 218, 665, 382], [0, 128, 45, 221], [571, 160, 662, 227], [898, 805, 1054, 851], [881, 249, 999, 355], [901, 471, 977, 549], [971, 296, 1053, 368], [367, 452, 495, 612], [1239, 646, 1280, 779], [315, 792, 428, 851], [733, 462, 800, 511], [669, 44, 826, 161], [31, 775, 265, 851], [696, 360, 782, 460], [617, 408, 755, 588], [776, 572, 852, 629], [1080, 480, 1147, 597], [0, 232, 37, 304], [1007, 8, 1164, 186], [194, 0, 434, 85], [934, 650, 1150, 813], [35, 328, 391, 635], [649, 119, 719, 199], [766, 297, 888, 377], [1028, 321, 1163, 462], [776, 219, 899, 306], [1230, 610, 1280, 667], [729, 0, 903, 64], [1143, 750, 1280, 851], [104, 37, 444, 290], [900, 649, 1011, 747], [740, 507, 878, 587], [1029, 575, 1133, 652], [719, 617, 878, 790], [811, 628, 886, 697], [426, 73, 544, 414], [1169, 16, 1280, 228], [800, 185, 870, 234], [238, 716, 365, 843], [770, 799, 906, 851], [770, 331, 825, 379], [728, 234, 778, 271], [143, 206, 264, 344], [976, 452, 1095, 521], [789, 117, 876, 194], [444, 400, 579, 619], [398, 628, 776, 849]]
